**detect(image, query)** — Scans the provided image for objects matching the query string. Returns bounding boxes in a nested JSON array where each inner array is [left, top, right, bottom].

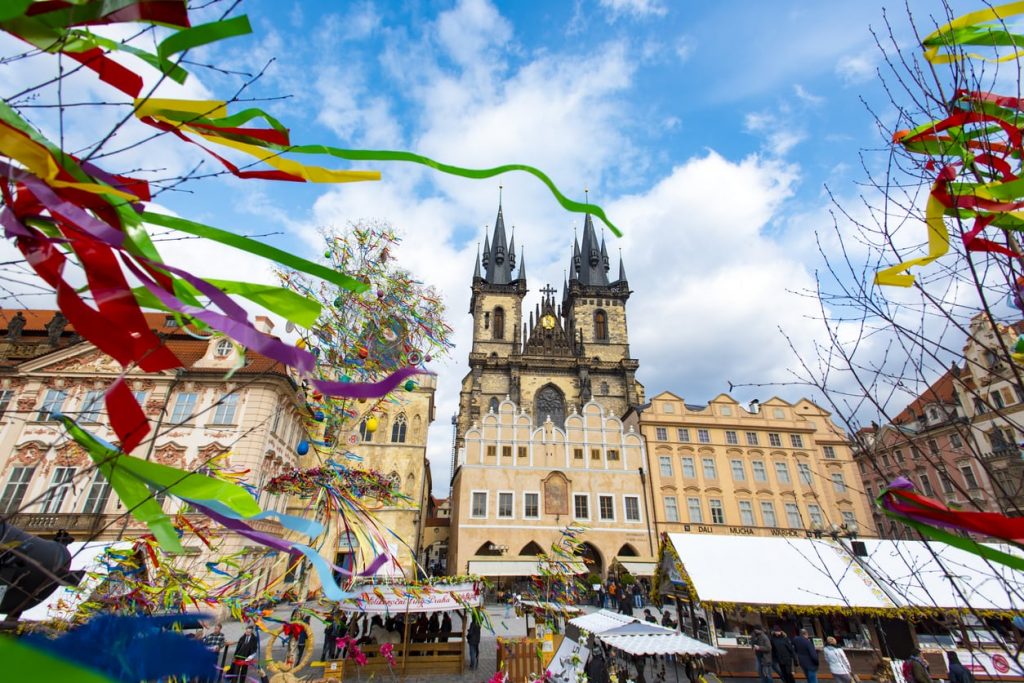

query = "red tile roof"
[[893, 370, 956, 424]]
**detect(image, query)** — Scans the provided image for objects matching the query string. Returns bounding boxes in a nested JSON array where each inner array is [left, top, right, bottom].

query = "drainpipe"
[[639, 466, 655, 557]]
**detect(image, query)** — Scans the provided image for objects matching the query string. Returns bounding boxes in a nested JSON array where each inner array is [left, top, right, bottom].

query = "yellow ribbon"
[[874, 187, 951, 287], [922, 1, 1024, 64], [135, 98, 380, 183]]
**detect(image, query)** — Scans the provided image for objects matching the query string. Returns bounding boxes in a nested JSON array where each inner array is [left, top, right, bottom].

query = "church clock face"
[[541, 314, 556, 330]]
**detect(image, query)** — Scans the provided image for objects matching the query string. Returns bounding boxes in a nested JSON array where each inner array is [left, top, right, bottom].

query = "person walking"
[[793, 629, 820, 683], [905, 649, 932, 683], [769, 625, 797, 683], [947, 651, 974, 683], [752, 627, 773, 683], [227, 624, 259, 682], [467, 617, 481, 670], [632, 582, 643, 609], [201, 623, 226, 683]]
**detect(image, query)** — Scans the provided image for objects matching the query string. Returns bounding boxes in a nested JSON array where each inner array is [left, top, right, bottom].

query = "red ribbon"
[[885, 486, 1024, 542]]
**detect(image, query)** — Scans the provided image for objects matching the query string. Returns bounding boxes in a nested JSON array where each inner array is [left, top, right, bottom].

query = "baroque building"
[[450, 204, 651, 579], [624, 393, 875, 539]]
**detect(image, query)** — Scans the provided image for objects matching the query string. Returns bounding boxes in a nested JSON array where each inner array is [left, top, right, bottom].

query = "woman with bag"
[[823, 636, 853, 683]]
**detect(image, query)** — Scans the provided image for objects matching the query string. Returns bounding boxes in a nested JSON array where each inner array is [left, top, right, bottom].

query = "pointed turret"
[[517, 248, 526, 282], [574, 214, 609, 286], [473, 244, 481, 279], [508, 230, 516, 272], [482, 233, 491, 271], [617, 254, 627, 283], [484, 204, 515, 284], [572, 235, 581, 279]]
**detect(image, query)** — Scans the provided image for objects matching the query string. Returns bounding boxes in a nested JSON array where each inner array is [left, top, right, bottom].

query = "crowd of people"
[[593, 577, 651, 612]]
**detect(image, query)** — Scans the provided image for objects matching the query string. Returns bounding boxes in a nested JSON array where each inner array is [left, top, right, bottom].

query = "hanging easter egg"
[[384, 328, 398, 342], [359, 397, 367, 403], [404, 379, 416, 392], [312, 347, 321, 358], [312, 392, 323, 401], [358, 346, 369, 359], [297, 440, 310, 455], [347, 433, 359, 446], [334, 297, 342, 307], [365, 416, 379, 433], [296, 338, 307, 349], [324, 250, 332, 259], [377, 289, 385, 298], [407, 351, 422, 365], [341, 375, 351, 383], [425, 354, 432, 362], [314, 410, 325, 422]]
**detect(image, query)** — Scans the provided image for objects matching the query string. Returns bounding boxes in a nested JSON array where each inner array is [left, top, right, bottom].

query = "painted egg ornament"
[[407, 351, 422, 365], [377, 289, 385, 298], [425, 354, 432, 362], [314, 410, 325, 422], [365, 416, 379, 433], [334, 297, 343, 307], [296, 338, 307, 349], [404, 379, 416, 392], [358, 346, 369, 359], [383, 329, 398, 342], [297, 440, 310, 455], [312, 347, 321, 358]]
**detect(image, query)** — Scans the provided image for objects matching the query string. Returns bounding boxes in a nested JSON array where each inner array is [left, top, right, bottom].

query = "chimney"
[[255, 316, 275, 334]]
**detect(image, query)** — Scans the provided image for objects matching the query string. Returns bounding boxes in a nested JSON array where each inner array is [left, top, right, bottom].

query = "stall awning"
[[600, 630, 725, 656], [569, 608, 635, 634], [616, 560, 656, 576], [336, 581, 483, 615], [467, 559, 587, 576], [662, 533, 896, 609]]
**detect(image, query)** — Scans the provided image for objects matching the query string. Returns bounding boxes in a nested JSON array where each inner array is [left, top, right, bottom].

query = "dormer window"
[[215, 339, 233, 357]]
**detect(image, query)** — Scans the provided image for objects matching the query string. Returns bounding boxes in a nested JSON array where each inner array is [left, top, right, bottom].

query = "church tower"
[[453, 203, 643, 464]]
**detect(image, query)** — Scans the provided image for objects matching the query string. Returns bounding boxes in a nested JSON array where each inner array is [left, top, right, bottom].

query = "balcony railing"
[[982, 445, 1021, 461], [5, 512, 127, 538]]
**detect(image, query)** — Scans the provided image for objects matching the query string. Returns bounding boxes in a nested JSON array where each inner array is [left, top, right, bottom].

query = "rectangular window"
[[709, 499, 725, 524], [80, 389, 104, 422], [624, 496, 641, 522], [992, 391, 1005, 409], [573, 448, 583, 460], [132, 390, 147, 406], [607, 449, 619, 461], [659, 456, 673, 477], [939, 471, 955, 494], [655, 427, 667, 441], [170, 392, 197, 424], [785, 502, 802, 528], [822, 445, 836, 459], [687, 497, 703, 523], [681, 457, 696, 478], [790, 434, 804, 448], [82, 471, 112, 514], [831, 473, 847, 493], [599, 495, 615, 521], [497, 492, 513, 518], [471, 492, 487, 517], [893, 448, 904, 462], [927, 439, 939, 455], [524, 493, 539, 519], [739, 500, 755, 525], [881, 452, 891, 467], [950, 433, 963, 448], [760, 501, 778, 527], [752, 461, 767, 481], [574, 494, 590, 520], [211, 393, 238, 424], [960, 465, 979, 489], [0, 467, 35, 513], [0, 389, 12, 420], [591, 448, 601, 460], [37, 389, 67, 421], [725, 430, 739, 445], [518, 446, 527, 458], [746, 432, 759, 446], [730, 459, 745, 481], [697, 429, 711, 444], [486, 445, 497, 458], [271, 408, 282, 435], [500, 445, 511, 458], [841, 511, 858, 529], [677, 428, 690, 442], [798, 462, 813, 485], [41, 467, 75, 514], [768, 433, 782, 447], [721, 405, 732, 416], [773, 408, 785, 419], [702, 457, 717, 479], [858, 460, 865, 473], [919, 474, 934, 497], [664, 496, 679, 522], [775, 462, 791, 484], [807, 504, 824, 527]]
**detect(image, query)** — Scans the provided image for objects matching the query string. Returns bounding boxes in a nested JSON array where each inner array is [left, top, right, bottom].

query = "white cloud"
[[744, 110, 806, 156], [794, 84, 824, 105], [836, 53, 877, 84], [599, 0, 668, 20], [675, 36, 695, 62]]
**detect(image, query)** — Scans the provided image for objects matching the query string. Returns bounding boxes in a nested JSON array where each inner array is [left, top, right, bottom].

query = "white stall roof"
[[854, 539, 1024, 611], [11, 542, 130, 623], [336, 581, 483, 615], [569, 608, 636, 634], [665, 534, 896, 609], [600, 630, 725, 657], [617, 561, 657, 576]]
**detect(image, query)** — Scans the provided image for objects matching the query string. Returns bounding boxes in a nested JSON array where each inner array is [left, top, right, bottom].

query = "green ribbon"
[[880, 508, 1024, 571], [1, 637, 114, 683], [156, 15, 252, 60]]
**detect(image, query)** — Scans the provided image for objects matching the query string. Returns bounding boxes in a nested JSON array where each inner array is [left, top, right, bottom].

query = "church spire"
[[473, 243, 481, 279], [573, 214, 609, 286], [617, 249, 627, 282], [518, 248, 526, 282], [484, 201, 514, 284]]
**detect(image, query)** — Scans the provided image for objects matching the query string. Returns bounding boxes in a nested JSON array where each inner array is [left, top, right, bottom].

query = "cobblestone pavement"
[[210, 601, 676, 681]]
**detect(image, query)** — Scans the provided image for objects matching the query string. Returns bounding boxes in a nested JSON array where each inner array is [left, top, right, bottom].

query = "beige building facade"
[[624, 392, 875, 539], [0, 309, 309, 594], [450, 398, 653, 577]]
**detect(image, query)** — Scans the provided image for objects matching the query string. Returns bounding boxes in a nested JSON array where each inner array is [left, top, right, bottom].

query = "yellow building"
[[623, 392, 875, 539], [450, 397, 653, 578], [0, 309, 309, 594]]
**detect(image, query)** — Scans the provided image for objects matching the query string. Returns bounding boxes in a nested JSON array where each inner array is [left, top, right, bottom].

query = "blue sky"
[[1, 0, 965, 494]]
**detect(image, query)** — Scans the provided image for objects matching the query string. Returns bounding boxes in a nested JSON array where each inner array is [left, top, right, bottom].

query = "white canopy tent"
[[334, 581, 483, 615], [599, 621, 725, 657]]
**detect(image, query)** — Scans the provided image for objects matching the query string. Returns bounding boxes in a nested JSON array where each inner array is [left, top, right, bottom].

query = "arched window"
[[616, 543, 639, 557], [594, 310, 608, 341], [493, 307, 505, 340], [519, 541, 544, 556], [600, 382, 609, 396], [391, 413, 407, 443], [534, 384, 566, 428], [359, 418, 373, 442], [215, 339, 233, 357], [489, 397, 500, 413]]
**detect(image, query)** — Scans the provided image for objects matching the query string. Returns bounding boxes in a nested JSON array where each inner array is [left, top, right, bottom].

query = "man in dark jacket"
[[792, 629, 819, 683], [770, 625, 797, 683], [227, 624, 259, 682], [467, 617, 482, 670], [752, 628, 773, 683]]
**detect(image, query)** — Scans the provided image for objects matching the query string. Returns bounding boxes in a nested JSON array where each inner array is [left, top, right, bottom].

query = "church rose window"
[[534, 385, 566, 428]]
